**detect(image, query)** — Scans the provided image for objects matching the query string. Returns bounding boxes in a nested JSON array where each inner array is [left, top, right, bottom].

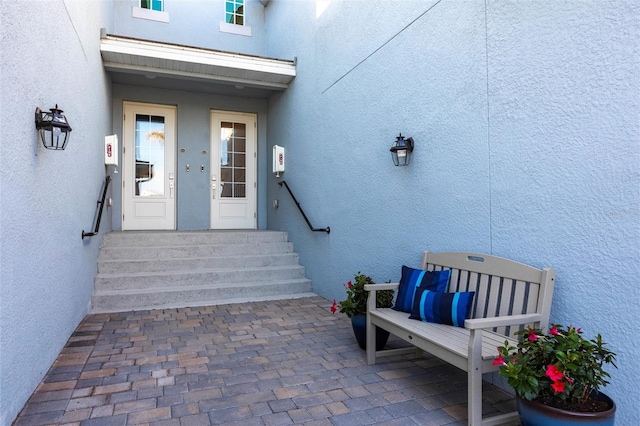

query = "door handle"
[[211, 183, 216, 199], [169, 182, 174, 199]]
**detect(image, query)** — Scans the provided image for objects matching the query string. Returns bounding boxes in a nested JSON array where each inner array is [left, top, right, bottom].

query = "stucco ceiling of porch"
[[100, 33, 296, 98]]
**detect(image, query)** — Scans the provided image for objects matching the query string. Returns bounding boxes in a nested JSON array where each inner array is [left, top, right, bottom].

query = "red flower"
[[330, 299, 338, 314], [527, 330, 540, 342], [549, 325, 559, 335], [551, 380, 566, 393], [492, 353, 506, 366], [546, 364, 564, 382], [347, 280, 353, 288]]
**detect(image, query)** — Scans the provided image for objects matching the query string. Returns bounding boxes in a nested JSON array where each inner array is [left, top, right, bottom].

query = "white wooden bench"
[[365, 251, 555, 426]]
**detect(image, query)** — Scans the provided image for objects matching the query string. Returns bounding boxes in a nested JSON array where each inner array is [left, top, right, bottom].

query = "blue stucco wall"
[[0, 1, 113, 424], [112, 0, 266, 55], [265, 1, 639, 423], [110, 84, 269, 230]]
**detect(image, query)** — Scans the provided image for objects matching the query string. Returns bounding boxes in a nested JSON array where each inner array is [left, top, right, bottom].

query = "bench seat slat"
[[371, 309, 510, 362]]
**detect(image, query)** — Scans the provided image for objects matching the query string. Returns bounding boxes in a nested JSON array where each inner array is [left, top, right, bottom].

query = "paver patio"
[[13, 296, 517, 425]]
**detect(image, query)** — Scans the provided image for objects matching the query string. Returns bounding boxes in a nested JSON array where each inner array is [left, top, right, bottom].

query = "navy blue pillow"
[[409, 287, 475, 328], [392, 266, 451, 313]]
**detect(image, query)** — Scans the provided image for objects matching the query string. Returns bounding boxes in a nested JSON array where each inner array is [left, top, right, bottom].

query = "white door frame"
[[122, 102, 177, 230], [210, 110, 257, 229]]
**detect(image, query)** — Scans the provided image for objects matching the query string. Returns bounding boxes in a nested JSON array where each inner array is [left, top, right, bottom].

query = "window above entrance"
[[225, 0, 244, 25], [133, 0, 169, 22], [220, 0, 252, 37]]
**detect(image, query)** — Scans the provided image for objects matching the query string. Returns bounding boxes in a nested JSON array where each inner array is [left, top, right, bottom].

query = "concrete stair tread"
[[101, 240, 288, 247], [93, 278, 313, 296], [98, 252, 296, 264], [98, 242, 295, 260], [99, 243, 292, 254], [101, 230, 289, 247], [96, 264, 304, 278], [91, 293, 319, 313]]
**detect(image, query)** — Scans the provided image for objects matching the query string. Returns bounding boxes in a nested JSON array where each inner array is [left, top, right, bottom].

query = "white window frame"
[[220, 0, 251, 36], [225, 0, 244, 26], [133, 0, 169, 23], [145, 0, 162, 11]]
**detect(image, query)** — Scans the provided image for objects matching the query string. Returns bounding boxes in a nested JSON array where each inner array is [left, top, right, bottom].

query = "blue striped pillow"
[[392, 266, 451, 313], [409, 288, 475, 328]]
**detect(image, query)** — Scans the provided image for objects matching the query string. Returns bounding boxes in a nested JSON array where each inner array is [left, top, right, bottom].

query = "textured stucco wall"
[[265, 0, 639, 423], [112, 0, 267, 55], [0, 1, 113, 423], [110, 84, 269, 230]]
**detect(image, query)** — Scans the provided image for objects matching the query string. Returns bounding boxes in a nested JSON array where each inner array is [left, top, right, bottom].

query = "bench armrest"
[[364, 283, 399, 292], [465, 313, 543, 330], [365, 283, 398, 312]]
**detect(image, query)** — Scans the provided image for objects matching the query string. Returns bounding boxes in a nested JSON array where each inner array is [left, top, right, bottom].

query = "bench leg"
[[366, 313, 375, 365], [468, 329, 483, 426]]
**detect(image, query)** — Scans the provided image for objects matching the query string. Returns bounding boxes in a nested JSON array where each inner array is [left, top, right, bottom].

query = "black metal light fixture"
[[390, 133, 414, 166], [35, 104, 72, 150]]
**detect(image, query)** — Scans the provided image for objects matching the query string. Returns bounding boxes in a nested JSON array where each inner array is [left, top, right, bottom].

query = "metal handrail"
[[82, 175, 112, 239], [278, 181, 330, 234]]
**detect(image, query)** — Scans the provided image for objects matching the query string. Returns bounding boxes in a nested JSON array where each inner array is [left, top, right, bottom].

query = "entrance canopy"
[[100, 32, 296, 97]]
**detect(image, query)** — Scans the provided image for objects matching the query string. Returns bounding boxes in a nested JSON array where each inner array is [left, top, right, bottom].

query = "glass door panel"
[[135, 114, 165, 197], [220, 122, 246, 199], [123, 102, 176, 231]]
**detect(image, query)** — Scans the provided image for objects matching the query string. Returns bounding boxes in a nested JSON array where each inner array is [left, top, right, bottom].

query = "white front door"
[[122, 102, 176, 230], [210, 111, 257, 229]]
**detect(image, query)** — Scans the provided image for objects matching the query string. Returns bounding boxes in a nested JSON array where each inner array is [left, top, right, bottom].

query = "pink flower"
[[347, 280, 352, 288], [492, 353, 506, 366], [549, 325, 559, 336], [551, 380, 566, 393], [527, 330, 540, 342], [546, 365, 564, 382], [330, 299, 338, 314]]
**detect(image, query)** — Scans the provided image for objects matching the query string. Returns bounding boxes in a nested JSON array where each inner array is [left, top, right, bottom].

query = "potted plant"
[[495, 324, 617, 425], [331, 272, 394, 350]]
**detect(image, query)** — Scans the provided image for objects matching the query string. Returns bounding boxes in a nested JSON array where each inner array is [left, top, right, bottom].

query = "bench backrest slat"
[[493, 278, 509, 336], [474, 273, 490, 318], [422, 251, 555, 338], [448, 268, 464, 291]]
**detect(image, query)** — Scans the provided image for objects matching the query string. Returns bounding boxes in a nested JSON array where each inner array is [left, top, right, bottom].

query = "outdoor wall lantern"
[[390, 133, 414, 166], [35, 104, 72, 150]]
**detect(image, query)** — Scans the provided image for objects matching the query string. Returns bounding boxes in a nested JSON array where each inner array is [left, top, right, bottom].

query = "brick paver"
[[12, 297, 518, 425]]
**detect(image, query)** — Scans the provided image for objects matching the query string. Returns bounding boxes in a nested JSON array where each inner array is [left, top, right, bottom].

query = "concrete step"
[[97, 253, 300, 274], [98, 242, 294, 261], [95, 265, 307, 291], [101, 230, 288, 247], [91, 230, 314, 313], [91, 279, 314, 313]]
